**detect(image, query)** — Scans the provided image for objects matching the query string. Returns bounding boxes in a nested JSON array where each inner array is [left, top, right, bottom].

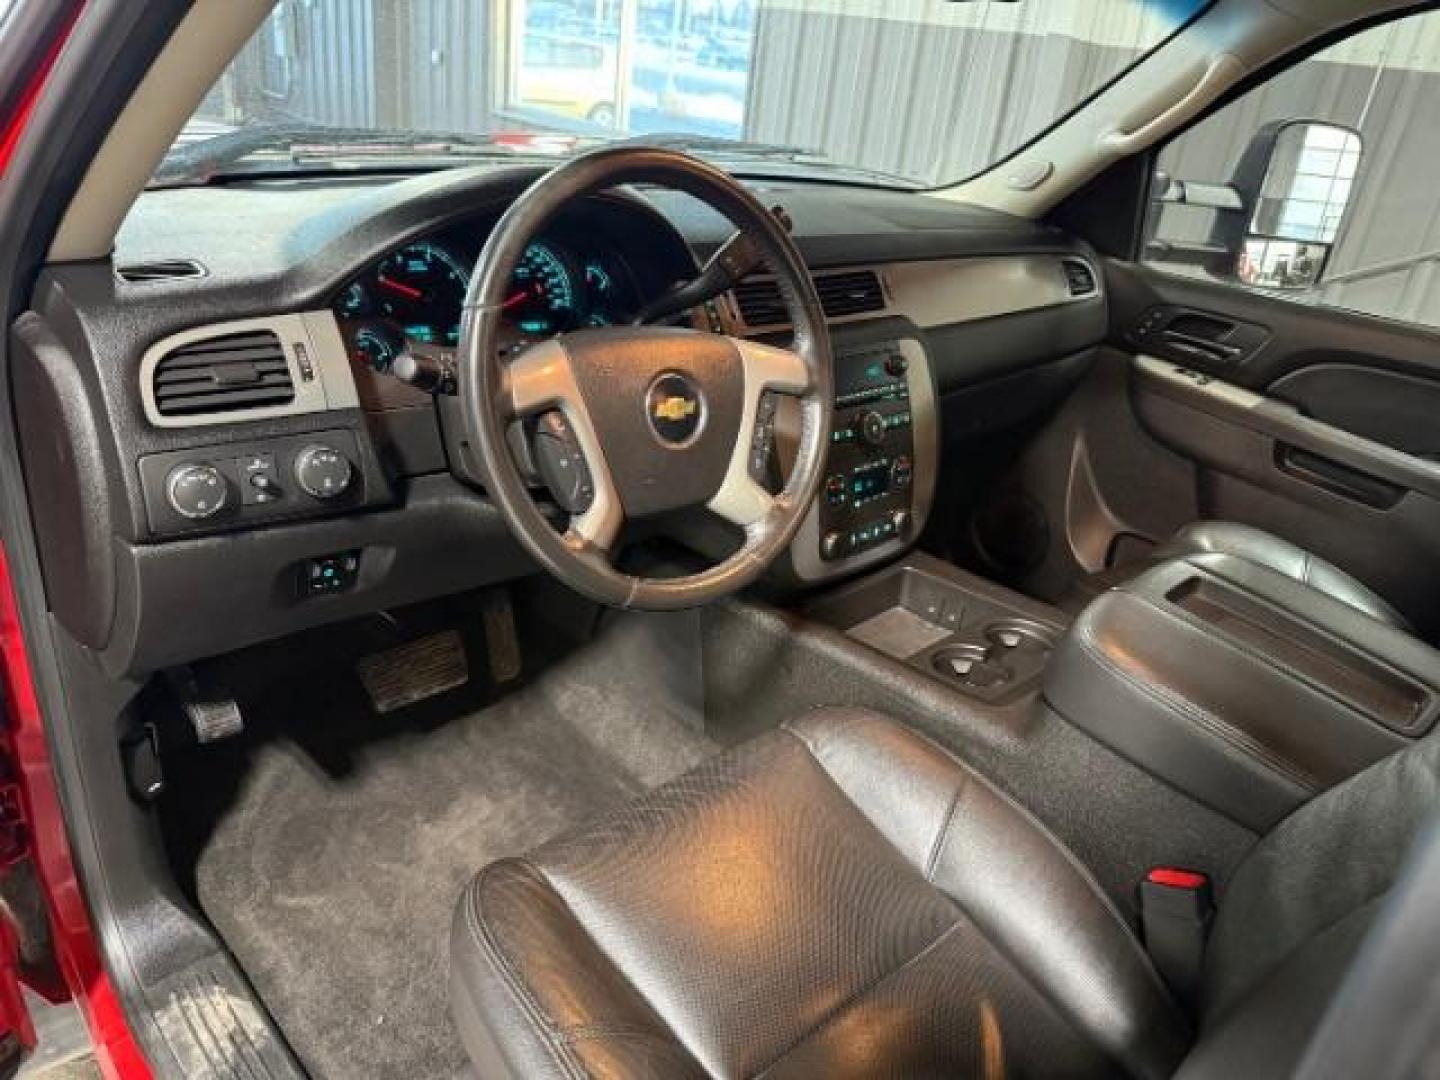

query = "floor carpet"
[[187, 612, 716, 1080]]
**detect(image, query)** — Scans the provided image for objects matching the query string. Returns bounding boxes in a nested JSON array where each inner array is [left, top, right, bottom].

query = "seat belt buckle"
[[1139, 867, 1213, 1010]]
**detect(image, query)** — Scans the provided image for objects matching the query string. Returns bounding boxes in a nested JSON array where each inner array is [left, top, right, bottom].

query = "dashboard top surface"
[[107, 165, 1075, 295]]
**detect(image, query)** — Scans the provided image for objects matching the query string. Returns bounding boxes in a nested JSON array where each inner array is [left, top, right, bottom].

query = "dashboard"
[[18, 164, 1107, 676]]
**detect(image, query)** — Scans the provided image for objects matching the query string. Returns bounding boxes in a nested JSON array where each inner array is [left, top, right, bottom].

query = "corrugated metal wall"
[[225, 0, 379, 127], [222, 0, 496, 132], [1153, 11, 1440, 327], [743, 0, 1192, 186]]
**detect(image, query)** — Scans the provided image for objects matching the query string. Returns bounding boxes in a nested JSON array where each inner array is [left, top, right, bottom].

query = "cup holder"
[[931, 644, 1013, 689], [930, 619, 1058, 697], [984, 619, 1059, 655]]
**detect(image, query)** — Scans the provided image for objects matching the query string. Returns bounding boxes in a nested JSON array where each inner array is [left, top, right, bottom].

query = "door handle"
[[1275, 445, 1403, 509]]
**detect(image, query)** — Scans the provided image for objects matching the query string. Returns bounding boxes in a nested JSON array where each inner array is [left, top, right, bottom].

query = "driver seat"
[[449, 708, 1440, 1079]]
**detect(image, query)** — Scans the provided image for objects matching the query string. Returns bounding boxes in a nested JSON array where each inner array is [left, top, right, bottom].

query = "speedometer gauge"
[[374, 241, 470, 346], [503, 242, 578, 335]]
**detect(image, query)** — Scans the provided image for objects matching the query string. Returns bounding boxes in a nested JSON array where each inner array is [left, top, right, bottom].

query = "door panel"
[[1267, 365, 1440, 461], [1104, 259, 1440, 637]]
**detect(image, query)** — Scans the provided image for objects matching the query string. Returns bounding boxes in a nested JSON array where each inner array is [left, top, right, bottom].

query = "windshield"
[[162, 0, 1207, 189]]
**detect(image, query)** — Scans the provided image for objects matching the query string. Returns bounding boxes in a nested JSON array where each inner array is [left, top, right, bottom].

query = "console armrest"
[[1044, 555, 1440, 832]]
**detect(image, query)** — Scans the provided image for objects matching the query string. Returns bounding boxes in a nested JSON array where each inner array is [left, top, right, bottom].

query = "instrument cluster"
[[333, 233, 643, 375]]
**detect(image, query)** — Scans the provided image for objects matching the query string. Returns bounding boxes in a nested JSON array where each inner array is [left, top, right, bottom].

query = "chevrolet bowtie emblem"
[[653, 395, 697, 422]]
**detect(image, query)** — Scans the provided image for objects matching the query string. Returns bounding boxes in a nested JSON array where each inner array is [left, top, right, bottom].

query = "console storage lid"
[[1044, 552, 1440, 832]]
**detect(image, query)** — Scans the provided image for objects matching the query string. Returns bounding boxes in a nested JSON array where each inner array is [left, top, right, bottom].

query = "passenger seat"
[[1071, 521, 1408, 630]]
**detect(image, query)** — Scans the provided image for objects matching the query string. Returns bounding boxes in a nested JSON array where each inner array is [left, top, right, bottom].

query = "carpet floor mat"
[[183, 612, 715, 1080]]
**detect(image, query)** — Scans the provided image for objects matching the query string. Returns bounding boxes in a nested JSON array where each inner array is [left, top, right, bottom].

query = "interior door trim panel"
[[1132, 356, 1440, 502], [1105, 259, 1440, 390]]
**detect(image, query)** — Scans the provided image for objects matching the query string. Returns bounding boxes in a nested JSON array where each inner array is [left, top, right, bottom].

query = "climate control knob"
[[857, 410, 887, 447], [166, 464, 228, 520], [294, 445, 354, 500]]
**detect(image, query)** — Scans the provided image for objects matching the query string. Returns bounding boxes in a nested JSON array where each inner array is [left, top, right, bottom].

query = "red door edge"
[[0, 1, 151, 1074], [0, 541, 149, 1079]]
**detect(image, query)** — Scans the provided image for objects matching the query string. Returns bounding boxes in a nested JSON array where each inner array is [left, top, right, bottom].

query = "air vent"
[[116, 259, 207, 283], [732, 269, 886, 328], [152, 330, 295, 417], [732, 278, 788, 328], [1061, 259, 1097, 297]]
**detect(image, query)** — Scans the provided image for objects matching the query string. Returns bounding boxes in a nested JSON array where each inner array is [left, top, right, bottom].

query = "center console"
[[784, 324, 938, 582], [1044, 549, 1440, 832]]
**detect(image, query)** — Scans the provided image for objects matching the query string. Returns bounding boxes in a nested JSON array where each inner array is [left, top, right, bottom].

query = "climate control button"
[[294, 445, 354, 500], [166, 464, 228, 521]]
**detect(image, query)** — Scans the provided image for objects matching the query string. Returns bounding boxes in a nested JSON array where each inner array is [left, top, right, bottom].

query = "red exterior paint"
[[0, 544, 151, 1078], [0, 2, 151, 1075]]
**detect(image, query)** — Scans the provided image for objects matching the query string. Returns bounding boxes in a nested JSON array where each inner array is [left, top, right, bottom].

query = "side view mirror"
[[1238, 122, 1361, 289], [1146, 119, 1363, 290]]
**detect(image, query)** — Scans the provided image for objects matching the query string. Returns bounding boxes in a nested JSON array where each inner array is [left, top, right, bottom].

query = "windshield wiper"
[[152, 122, 531, 187]]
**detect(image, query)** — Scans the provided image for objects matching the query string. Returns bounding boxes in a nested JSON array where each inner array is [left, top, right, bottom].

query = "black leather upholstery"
[[451, 708, 1440, 1079], [451, 708, 1190, 1079], [1044, 552, 1435, 832], [1153, 522, 1408, 630]]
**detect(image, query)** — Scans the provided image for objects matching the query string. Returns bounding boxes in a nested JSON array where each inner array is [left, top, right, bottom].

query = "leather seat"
[[449, 708, 1440, 1079], [1073, 521, 1408, 630]]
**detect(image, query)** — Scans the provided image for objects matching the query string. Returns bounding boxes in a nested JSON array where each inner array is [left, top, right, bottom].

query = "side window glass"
[[1144, 10, 1440, 330]]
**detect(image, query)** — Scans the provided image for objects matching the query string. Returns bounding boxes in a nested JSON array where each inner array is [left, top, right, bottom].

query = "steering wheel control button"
[[533, 410, 595, 515], [294, 445, 354, 500], [821, 530, 849, 561], [824, 474, 847, 507], [645, 372, 705, 446], [890, 455, 913, 489], [166, 464, 229, 521], [748, 391, 780, 482]]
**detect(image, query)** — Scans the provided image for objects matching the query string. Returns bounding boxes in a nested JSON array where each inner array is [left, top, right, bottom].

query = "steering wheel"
[[457, 147, 833, 610]]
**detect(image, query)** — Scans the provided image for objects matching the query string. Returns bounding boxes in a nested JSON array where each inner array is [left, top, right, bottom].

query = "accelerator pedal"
[[480, 586, 522, 685]]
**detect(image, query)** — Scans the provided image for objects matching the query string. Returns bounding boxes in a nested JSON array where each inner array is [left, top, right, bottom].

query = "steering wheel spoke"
[[731, 338, 812, 395], [708, 474, 785, 531], [505, 339, 625, 553]]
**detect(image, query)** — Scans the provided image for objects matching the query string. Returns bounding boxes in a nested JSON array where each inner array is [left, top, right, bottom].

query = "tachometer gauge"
[[503, 241, 578, 335], [374, 241, 470, 346]]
